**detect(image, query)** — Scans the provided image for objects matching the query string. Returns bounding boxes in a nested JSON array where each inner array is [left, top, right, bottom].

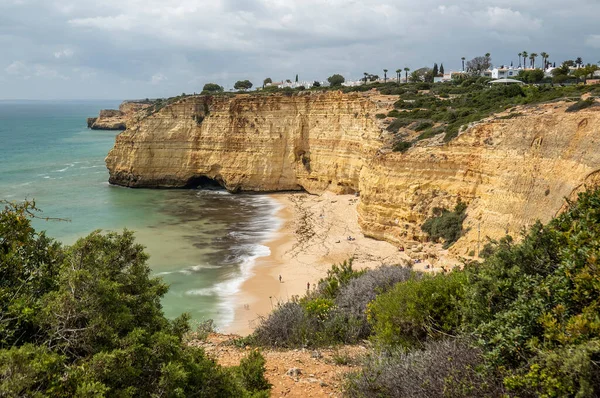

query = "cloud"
[[585, 34, 600, 49], [5, 61, 27, 75], [5, 60, 68, 80], [1, 0, 600, 99], [54, 48, 74, 58], [151, 73, 167, 84]]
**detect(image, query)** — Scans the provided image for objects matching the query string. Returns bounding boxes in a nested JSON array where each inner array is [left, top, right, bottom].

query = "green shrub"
[[375, 113, 386, 119], [367, 271, 467, 348], [0, 201, 266, 397], [237, 350, 271, 393], [392, 140, 412, 152], [413, 120, 433, 132], [385, 118, 408, 133], [302, 297, 335, 321], [421, 201, 467, 248], [417, 126, 445, 140], [317, 259, 364, 299], [566, 97, 596, 112]]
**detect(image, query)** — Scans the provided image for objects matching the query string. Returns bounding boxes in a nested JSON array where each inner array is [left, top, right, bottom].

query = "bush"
[[386, 118, 411, 133], [566, 97, 595, 112], [413, 120, 433, 132], [335, 266, 413, 339], [0, 201, 265, 397], [375, 113, 386, 119], [237, 350, 271, 393], [252, 301, 306, 348], [421, 201, 467, 248], [317, 259, 364, 299], [392, 141, 411, 152], [460, 189, 600, 395], [368, 271, 467, 348], [345, 339, 504, 398]]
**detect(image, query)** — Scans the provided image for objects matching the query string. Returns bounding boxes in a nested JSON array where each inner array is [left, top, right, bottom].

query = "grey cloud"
[[0, 0, 599, 99]]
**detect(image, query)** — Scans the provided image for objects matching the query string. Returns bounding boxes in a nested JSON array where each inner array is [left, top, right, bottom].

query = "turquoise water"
[[0, 100, 279, 328]]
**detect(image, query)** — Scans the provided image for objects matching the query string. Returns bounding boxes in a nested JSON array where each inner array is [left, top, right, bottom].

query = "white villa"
[[491, 66, 518, 79]]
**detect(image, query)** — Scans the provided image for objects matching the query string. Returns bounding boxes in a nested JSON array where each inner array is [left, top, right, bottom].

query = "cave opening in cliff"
[[185, 175, 224, 190]]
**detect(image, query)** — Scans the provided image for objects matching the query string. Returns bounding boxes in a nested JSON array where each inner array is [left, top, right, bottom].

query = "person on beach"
[[307, 282, 310, 290], [279, 275, 282, 283]]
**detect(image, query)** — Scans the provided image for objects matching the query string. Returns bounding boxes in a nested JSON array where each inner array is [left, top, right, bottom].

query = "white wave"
[[54, 163, 75, 172]]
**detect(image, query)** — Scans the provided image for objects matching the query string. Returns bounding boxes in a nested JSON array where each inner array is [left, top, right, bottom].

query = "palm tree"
[[575, 57, 583, 68], [363, 72, 368, 85], [518, 52, 522, 68], [540, 52, 548, 69], [404, 67, 410, 83], [522, 51, 528, 69], [530, 53, 538, 69], [461, 57, 466, 72], [383, 69, 388, 83], [396, 68, 401, 84]]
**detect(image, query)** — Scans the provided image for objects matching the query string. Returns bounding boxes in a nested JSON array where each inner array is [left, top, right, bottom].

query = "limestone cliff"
[[105, 92, 600, 254], [88, 102, 150, 130]]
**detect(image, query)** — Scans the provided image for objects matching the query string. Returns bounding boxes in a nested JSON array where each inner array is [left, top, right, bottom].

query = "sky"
[[1, 0, 599, 100]]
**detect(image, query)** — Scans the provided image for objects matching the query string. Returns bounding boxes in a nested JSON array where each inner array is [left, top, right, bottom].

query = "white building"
[[491, 66, 518, 79]]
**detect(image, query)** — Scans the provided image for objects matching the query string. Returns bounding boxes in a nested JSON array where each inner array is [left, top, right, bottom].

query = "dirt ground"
[[192, 333, 367, 397]]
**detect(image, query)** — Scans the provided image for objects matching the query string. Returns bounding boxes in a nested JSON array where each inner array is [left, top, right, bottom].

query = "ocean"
[[0, 100, 280, 329]]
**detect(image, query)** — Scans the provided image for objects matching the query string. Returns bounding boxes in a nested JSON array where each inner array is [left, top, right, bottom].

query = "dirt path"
[[193, 334, 366, 397]]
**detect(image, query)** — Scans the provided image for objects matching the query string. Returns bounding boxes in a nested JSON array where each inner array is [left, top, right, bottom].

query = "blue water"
[[0, 100, 279, 328]]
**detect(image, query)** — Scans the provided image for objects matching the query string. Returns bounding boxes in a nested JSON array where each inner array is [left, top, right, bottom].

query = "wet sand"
[[224, 192, 416, 335]]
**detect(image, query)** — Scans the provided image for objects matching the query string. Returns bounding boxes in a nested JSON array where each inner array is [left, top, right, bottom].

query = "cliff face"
[[106, 92, 384, 192], [105, 92, 600, 253], [88, 102, 150, 130]]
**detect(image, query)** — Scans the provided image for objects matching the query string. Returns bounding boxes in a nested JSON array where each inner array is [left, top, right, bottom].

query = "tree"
[[295, 74, 298, 83], [576, 57, 583, 68], [313, 81, 321, 87], [530, 53, 538, 69], [518, 69, 545, 83], [466, 56, 492, 76], [383, 69, 388, 83], [0, 201, 270, 397], [573, 68, 589, 82], [404, 67, 410, 83], [439, 63, 445, 75], [518, 52, 522, 68], [409, 70, 422, 83], [461, 57, 465, 71], [327, 74, 345, 87], [363, 72, 369, 84], [586, 64, 599, 78], [522, 51, 528, 69], [234, 80, 253, 91], [263, 77, 272, 87], [396, 68, 402, 84], [540, 52, 548, 69], [432, 63, 439, 77], [201, 83, 224, 94]]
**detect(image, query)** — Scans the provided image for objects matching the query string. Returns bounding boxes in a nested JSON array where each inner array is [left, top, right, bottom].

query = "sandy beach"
[[225, 192, 423, 335]]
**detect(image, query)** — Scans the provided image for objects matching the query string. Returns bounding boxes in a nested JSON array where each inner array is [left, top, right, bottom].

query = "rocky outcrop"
[[88, 102, 150, 130], [105, 92, 600, 253], [106, 92, 384, 192]]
